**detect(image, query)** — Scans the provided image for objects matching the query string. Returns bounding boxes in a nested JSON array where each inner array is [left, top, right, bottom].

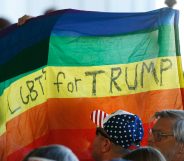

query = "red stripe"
[[7, 129, 95, 161], [95, 110, 98, 126], [104, 113, 108, 120], [0, 134, 6, 161], [99, 110, 101, 127]]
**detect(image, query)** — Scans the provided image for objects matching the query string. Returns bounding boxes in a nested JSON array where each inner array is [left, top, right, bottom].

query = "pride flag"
[[0, 8, 183, 161]]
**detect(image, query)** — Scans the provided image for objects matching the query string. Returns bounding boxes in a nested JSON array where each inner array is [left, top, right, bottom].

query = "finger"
[[17, 15, 32, 26]]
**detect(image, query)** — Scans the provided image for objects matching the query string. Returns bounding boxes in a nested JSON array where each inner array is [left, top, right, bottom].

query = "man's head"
[[22, 144, 79, 161], [124, 146, 167, 161], [148, 110, 184, 161], [91, 110, 144, 161], [0, 18, 11, 31]]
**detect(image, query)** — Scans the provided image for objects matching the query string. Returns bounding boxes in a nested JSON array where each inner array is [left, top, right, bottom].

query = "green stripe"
[[48, 25, 179, 66], [0, 38, 50, 82], [174, 24, 180, 56]]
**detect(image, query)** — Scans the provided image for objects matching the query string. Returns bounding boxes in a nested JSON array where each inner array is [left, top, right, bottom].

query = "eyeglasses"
[[149, 129, 173, 142]]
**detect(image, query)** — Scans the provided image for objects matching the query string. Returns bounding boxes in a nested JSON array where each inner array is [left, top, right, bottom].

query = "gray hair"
[[124, 146, 167, 161], [154, 110, 184, 143]]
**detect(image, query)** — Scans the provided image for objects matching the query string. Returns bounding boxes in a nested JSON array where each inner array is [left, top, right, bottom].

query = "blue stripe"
[[52, 8, 179, 36]]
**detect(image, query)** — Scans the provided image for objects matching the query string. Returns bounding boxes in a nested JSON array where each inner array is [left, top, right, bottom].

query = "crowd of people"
[[21, 109, 184, 161]]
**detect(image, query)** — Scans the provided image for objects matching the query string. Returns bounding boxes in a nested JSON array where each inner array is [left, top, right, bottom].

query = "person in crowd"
[[165, 0, 177, 8], [44, 7, 56, 15], [18, 15, 33, 26], [22, 144, 79, 161], [90, 109, 144, 161], [148, 110, 184, 161], [124, 146, 167, 161], [25, 157, 55, 161], [110, 158, 129, 161], [17, 8, 55, 26], [0, 17, 11, 30]]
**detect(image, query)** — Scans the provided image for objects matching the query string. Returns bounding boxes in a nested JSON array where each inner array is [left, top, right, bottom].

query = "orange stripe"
[[2, 88, 183, 158], [0, 133, 6, 161]]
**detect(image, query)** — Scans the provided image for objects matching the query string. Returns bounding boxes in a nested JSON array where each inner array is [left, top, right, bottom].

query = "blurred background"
[[0, 0, 183, 66]]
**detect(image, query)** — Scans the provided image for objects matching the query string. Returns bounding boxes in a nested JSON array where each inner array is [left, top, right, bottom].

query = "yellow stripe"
[[177, 57, 184, 87], [0, 56, 183, 135]]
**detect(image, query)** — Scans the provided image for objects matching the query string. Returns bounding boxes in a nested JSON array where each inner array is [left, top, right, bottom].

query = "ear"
[[101, 138, 112, 153], [174, 143, 184, 161], [178, 143, 184, 153]]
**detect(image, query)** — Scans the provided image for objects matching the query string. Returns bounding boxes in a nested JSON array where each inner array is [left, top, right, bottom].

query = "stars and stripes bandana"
[[91, 110, 144, 148]]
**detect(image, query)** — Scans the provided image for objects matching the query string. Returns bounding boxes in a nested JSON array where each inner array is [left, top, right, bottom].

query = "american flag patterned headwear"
[[91, 109, 144, 149], [90, 110, 109, 128]]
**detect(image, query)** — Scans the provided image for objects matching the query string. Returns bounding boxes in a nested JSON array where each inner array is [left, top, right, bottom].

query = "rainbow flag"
[[0, 8, 183, 161]]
